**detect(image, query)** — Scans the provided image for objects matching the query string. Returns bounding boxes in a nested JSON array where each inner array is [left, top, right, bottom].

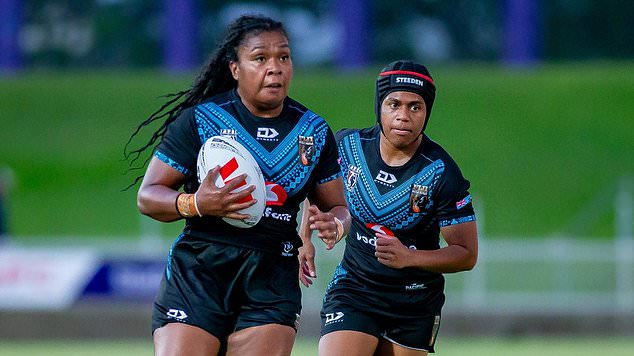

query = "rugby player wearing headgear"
[[299, 60, 478, 355], [126, 15, 350, 356]]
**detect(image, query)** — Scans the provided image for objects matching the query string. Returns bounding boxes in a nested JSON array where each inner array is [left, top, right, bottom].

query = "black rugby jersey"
[[155, 89, 341, 256], [336, 125, 476, 286]]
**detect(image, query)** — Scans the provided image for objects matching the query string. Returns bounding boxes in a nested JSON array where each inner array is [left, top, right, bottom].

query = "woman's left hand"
[[307, 205, 340, 250], [374, 233, 412, 269]]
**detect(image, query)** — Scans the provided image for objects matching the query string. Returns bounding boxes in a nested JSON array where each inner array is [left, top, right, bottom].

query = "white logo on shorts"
[[167, 308, 188, 320], [282, 241, 294, 257], [324, 311, 344, 325]]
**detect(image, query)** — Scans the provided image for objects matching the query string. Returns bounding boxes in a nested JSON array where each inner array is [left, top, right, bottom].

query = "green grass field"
[[1, 62, 633, 240], [1, 337, 633, 355]]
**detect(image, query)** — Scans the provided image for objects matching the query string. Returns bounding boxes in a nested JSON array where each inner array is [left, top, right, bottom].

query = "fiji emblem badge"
[[298, 135, 314, 166], [346, 165, 362, 190], [409, 184, 429, 213]]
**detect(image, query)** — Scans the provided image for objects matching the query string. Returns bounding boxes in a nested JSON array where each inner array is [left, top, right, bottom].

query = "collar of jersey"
[[349, 132, 443, 209], [196, 101, 319, 175]]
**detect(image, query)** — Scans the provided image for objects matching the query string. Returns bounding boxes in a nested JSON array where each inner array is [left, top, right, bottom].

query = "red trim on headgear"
[[379, 70, 434, 85]]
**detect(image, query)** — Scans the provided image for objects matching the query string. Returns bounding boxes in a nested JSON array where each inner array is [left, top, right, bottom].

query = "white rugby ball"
[[197, 135, 266, 228]]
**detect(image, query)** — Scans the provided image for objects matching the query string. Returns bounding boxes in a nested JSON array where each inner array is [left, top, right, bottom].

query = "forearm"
[[407, 244, 477, 273], [406, 221, 479, 273], [299, 199, 312, 242], [137, 184, 183, 222]]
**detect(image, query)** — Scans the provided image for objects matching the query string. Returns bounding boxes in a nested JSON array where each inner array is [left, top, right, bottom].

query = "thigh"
[[152, 239, 244, 339], [375, 338, 428, 356], [382, 314, 441, 353], [234, 250, 302, 331], [319, 330, 379, 356], [226, 324, 296, 356], [154, 323, 221, 356], [320, 277, 384, 339], [321, 272, 443, 353], [320, 300, 382, 339], [378, 282, 444, 353]]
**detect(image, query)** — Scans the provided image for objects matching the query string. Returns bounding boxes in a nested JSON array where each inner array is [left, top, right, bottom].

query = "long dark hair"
[[124, 15, 287, 188]]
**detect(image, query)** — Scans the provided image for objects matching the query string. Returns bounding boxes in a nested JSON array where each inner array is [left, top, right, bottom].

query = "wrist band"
[[193, 192, 203, 217], [176, 193, 196, 218], [334, 217, 345, 243], [175, 193, 184, 217]]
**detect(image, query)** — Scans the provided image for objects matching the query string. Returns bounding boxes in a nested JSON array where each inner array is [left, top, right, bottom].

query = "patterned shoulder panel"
[[195, 102, 330, 197], [338, 132, 445, 231], [154, 151, 191, 176]]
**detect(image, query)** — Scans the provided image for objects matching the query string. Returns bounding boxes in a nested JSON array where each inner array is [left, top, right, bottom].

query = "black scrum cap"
[[375, 60, 436, 131]]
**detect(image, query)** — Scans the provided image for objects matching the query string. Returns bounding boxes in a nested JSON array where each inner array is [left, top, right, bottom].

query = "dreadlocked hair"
[[123, 14, 287, 189]]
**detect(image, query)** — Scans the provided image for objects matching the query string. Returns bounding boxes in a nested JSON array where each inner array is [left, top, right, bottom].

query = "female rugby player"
[[300, 60, 478, 356], [126, 15, 350, 356]]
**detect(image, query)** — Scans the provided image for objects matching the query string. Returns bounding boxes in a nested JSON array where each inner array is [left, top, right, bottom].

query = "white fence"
[[451, 236, 633, 312], [302, 236, 634, 314], [6, 233, 632, 315], [302, 177, 634, 314]]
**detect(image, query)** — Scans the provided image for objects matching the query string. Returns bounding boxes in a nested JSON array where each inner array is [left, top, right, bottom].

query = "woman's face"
[[379, 91, 427, 149], [230, 30, 292, 117]]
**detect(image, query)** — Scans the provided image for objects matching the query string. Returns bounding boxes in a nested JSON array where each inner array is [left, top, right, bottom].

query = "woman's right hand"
[[307, 205, 341, 250], [195, 166, 257, 220], [298, 239, 317, 287]]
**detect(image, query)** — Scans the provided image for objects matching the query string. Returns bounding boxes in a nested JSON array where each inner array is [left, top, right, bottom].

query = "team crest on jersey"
[[346, 165, 362, 190], [409, 184, 429, 213], [220, 128, 237, 140], [298, 135, 314, 166]]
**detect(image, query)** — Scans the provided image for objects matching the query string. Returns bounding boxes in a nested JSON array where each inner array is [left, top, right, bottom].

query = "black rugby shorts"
[[152, 235, 301, 339], [320, 266, 444, 352]]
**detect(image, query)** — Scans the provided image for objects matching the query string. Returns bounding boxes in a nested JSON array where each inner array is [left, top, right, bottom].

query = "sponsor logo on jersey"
[[265, 182, 287, 206], [282, 241, 294, 257], [256, 127, 279, 141], [405, 282, 427, 291], [264, 207, 292, 222], [167, 308, 188, 320], [324, 311, 344, 325], [365, 223, 395, 237], [346, 165, 362, 190], [375, 170, 397, 186], [298, 135, 314, 166], [395, 76, 426, 87], [409, 184, 429, 213], [220, 129, 237, 140], [456, 194, 472, 210], [361, 225, 417, 250], [356, 232, 377, 247], [359, 224, 392, 247]]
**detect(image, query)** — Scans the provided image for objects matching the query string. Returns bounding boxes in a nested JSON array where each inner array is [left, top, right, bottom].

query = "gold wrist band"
[[176, 193, 196, 218]]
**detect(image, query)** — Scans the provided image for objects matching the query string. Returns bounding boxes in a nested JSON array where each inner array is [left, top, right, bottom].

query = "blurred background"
[[1, 0, 633, 355]]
